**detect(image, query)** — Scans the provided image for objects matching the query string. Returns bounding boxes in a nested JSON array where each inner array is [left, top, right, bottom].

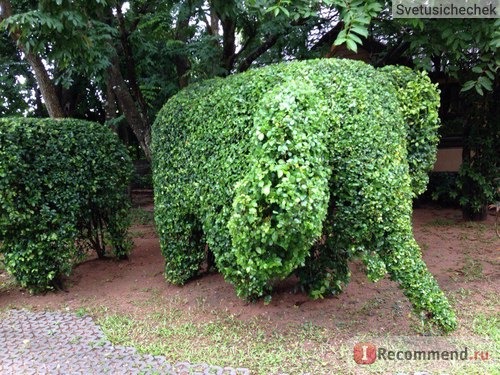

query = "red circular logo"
[[353, 342, 377, 365]]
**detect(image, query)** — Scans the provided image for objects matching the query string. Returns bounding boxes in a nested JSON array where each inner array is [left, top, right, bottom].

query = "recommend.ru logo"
[[353, 342, 491, 365]]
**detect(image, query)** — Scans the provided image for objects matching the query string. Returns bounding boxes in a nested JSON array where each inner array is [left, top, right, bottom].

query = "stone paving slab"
[[0, 309, 250, 375]]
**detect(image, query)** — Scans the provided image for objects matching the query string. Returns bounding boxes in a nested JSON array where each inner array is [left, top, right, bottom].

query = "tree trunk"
[[238, 34, 279, 72], [210, 8, 219, 36], [220, 17, 236, 74], [106, 56, 151, 161], [104, 83, 119, 122], [173, 16, 191, 88], [24, 53, 64, 118], [0, 0, 64, 118], [115, 4, 150, 118], [105, 82, 130, 148]]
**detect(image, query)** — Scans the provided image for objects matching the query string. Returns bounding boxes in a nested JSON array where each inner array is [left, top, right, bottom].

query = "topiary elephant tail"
[[227, 79, 332, 300]]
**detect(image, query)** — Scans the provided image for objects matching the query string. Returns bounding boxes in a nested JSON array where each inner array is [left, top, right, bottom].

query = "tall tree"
[[0, 0, 64, 117]]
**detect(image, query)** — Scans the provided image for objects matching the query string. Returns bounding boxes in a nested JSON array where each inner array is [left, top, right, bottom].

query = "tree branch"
[[310, 22, 343, 53], [237, 34, 280, 73]]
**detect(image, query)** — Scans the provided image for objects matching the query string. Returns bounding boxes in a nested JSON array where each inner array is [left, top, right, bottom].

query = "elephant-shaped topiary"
[[152, 58, 456, 332]]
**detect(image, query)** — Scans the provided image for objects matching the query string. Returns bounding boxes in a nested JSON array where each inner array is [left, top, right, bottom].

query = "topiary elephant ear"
[[228, 79, 332, 299]]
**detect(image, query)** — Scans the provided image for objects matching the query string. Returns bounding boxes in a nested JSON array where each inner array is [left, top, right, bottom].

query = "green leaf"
[[460, 80, 475, 92], [334, 35, 347, 46], [484, 70, 495, 80], [345, 38, 358, 52], [349, 32, 363, 45], [279, 6, 290, 17], [478, 76, 493, 91], [475, 83, 484, 96], [350, 25, 369, 38], [262, 184, 271, 196]]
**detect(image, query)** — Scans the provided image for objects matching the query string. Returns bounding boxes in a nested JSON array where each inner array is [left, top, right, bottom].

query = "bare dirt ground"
[[1, 192, 498, 374]]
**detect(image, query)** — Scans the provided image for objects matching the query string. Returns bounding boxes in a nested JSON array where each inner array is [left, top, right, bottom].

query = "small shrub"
[[130, 207, 155, 226], [152, 58, 456, 332], [0, 118, 133, 292], [420, 172, 461, 207]]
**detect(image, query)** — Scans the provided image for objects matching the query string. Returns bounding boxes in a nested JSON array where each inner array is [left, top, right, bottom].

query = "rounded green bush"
[[152, 58, 456, 332], [0, 118, 133, 292]]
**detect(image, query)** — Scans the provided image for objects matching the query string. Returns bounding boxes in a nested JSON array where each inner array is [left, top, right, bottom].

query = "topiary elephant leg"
[[296, 195, 351, 298], [161, 213, 206, 285], [296, 238, 351, 299], [332, 169, 456, 331]]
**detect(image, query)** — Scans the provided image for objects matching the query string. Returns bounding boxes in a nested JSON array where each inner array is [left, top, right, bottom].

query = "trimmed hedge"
[[152, 58, 456, 331], [0, 118, 132, 291]]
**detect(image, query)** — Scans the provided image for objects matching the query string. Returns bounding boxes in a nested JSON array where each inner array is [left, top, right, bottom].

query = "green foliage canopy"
[[1, 0, 116, 85], [152, 58, 456, 332], [0, 118, 133, 291]]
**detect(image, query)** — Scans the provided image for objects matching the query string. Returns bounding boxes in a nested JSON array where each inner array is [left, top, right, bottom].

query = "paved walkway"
[[0, 309, 250, 375]]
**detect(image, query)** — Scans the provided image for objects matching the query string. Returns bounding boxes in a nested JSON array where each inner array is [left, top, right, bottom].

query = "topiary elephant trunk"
[[227, 81, 332, 298], [152, 58, 457, 332]]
